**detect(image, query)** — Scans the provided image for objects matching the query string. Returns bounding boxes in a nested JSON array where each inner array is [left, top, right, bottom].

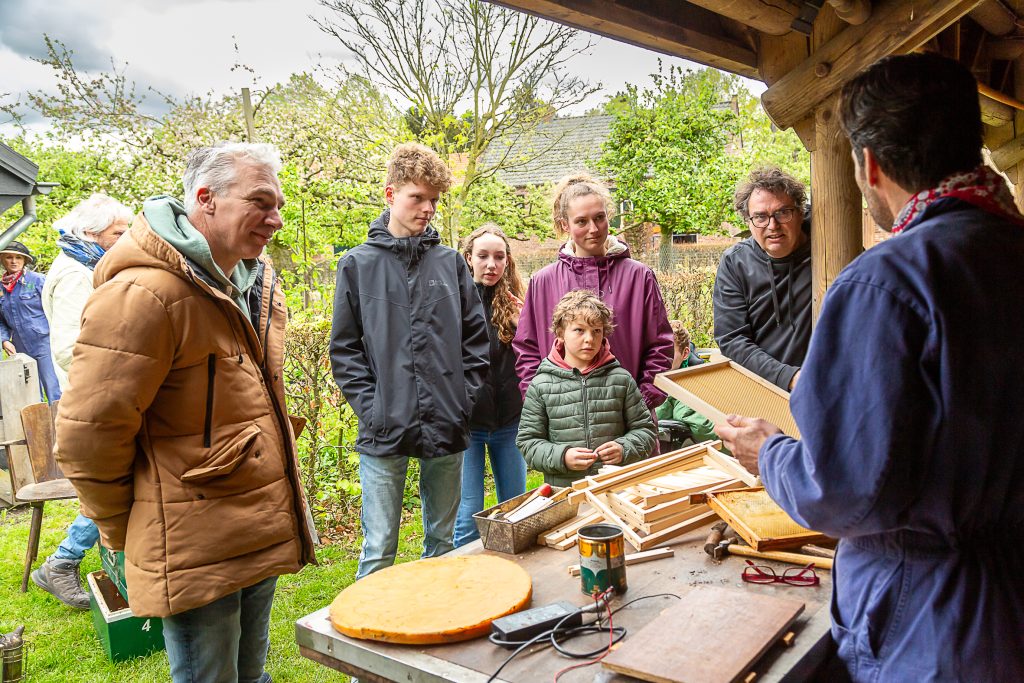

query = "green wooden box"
[[99, 544, 128, 600], [87, 570, 164, 662]]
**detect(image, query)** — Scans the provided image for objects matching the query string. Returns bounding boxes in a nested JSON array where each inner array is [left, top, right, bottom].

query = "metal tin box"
[[473, 486, 578, 554]]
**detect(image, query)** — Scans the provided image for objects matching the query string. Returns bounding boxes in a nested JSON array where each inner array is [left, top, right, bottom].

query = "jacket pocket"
[[369, 380, 386, 435], [182, 423, 261, 483]]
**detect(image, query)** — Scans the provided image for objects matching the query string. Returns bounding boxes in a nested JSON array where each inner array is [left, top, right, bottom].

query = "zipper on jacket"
[[580, 373, 592, 450], [261, 271, 276, 368], [204, 354, 216, 448]]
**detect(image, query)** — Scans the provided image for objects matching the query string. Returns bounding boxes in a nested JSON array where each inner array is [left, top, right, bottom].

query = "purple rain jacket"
[[512, 237, 673, 409]]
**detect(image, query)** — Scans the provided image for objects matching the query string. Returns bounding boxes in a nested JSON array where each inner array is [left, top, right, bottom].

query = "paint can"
[[577, 523, 627, 596]]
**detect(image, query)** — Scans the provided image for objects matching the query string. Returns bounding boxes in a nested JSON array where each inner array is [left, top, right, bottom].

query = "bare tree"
[[314, 0, 599, 244]]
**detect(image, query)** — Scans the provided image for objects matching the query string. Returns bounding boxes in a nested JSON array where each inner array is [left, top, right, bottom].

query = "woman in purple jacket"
[[513, 173, 673, 411]]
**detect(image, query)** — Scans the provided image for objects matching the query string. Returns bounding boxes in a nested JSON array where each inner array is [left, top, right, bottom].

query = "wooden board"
[[706, 487, 831, 551], [329, 555, 531, 644], [601, 585, 804, 683], [654, 359, 800, 438], [702, 446, 760, 488]]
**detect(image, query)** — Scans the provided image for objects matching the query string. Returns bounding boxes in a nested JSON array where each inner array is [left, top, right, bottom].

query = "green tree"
[[315, 0, 597, 245], [599, 65, 744, 268], [4, 38, 402, 306], [458, 176, 551, 240], [734, 89, 810, 188]]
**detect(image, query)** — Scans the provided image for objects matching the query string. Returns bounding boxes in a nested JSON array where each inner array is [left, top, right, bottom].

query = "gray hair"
[[182, 142, 283, 214], [52, 193, 134, 241]]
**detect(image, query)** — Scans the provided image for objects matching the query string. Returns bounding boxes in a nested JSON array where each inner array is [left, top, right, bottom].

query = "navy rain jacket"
[[330, 211, 489, 458]]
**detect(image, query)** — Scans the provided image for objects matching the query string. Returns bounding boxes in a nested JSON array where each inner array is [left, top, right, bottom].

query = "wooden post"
[[242, 88, 257, 142], [811, 96, 862, 316], [1014, 56, 1024, 209], [809, 6, 863, 319]]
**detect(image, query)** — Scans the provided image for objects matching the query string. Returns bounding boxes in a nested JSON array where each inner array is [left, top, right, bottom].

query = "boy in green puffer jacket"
[[517, 290, 656, 487], [655, 321, 718, 446]]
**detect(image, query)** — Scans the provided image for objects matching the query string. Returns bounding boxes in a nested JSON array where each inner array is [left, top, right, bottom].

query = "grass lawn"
[[0, 470, 544, 682]]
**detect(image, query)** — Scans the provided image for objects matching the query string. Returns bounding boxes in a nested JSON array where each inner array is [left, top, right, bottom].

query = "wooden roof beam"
[[761, 0, 985, 131], [969, 0, 1018, 35], [684, 0, 801, 36], [980, 91, 1014, 125], [990, 131, 1024, 170], [487, 0, 760, 78], [829, 0, 872, 25]]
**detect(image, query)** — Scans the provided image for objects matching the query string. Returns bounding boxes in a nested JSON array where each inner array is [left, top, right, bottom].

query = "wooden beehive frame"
[[654, 357, 801, 438], [705, 486, 832, 551], [538, 442, 756, 551]]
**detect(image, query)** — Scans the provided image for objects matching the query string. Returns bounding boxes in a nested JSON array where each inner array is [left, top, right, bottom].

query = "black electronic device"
[[489, 601, 583, 646]]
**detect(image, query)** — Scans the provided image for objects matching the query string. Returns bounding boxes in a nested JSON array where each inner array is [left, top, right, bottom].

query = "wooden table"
[[295, 525, 834, 682]]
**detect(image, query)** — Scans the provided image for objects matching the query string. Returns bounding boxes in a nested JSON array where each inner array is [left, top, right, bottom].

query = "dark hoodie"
[[469, 282, 523, 431], [330, 211, 489, 458], [712, 235, 812, 390]]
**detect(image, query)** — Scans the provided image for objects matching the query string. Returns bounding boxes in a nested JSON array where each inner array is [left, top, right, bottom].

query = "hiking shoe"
[[31, 557, 90, 610]]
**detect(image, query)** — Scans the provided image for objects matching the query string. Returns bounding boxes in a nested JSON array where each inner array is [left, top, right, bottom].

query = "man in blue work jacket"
[[717, 53, 1024, 681]]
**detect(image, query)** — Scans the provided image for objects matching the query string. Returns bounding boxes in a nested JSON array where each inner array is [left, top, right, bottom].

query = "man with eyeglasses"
[[718, 54, 1024, 681], [713, 166, 811, 390]]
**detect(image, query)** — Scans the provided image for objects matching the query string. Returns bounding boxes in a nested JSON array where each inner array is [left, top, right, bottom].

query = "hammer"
[[709, 537, 833, 570], [703, 521, 729, 556]]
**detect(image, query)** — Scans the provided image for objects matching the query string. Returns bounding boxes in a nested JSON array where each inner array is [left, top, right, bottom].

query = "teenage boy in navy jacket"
[[331, 143, 489, 579]]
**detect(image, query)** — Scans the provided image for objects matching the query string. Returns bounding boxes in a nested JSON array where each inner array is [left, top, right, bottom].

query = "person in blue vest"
[[0, 241, 61, 402], [717, 53, 1024, 681]]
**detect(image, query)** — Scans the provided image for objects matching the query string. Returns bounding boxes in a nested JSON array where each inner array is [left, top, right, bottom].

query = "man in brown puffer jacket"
[[55, 142, 316, 683]]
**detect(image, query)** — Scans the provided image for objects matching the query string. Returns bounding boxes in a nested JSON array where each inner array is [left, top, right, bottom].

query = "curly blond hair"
[[550, 290, 615, 338], [550, 172, 613, 235], [385, 142, 453, 192], [669, 320, 691, 353], [461, 223, 524, 345]]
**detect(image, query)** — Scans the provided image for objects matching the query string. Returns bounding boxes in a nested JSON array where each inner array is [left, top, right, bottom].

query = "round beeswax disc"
[[329, 554, 532, 644]]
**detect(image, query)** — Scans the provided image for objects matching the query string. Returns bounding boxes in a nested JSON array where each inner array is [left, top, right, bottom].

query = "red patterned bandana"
[[1, 269, 23, 293], [892, 164, 1024, 234]]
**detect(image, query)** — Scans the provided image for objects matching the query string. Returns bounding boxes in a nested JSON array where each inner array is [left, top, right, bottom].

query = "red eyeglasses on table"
[[741, 559, 820, 587]]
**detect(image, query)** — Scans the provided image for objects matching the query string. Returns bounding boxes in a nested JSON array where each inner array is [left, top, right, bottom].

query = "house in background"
[[480, 113, 615, 191]]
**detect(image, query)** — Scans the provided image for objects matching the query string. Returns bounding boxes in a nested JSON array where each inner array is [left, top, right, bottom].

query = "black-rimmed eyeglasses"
[[747, 207, 797, 229]]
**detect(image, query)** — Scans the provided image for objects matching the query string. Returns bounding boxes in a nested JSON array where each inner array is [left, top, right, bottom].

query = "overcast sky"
[[0, 0, 766, 135]]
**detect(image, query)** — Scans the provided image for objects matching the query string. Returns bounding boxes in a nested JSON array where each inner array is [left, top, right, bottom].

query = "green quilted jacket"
[[516, 357, 657, 487]]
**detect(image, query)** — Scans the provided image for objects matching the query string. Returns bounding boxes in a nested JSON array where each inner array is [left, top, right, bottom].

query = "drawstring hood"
[[558, 236, 630, 296], [712, 231, 812, 391], [365, 210, 441, 270], [753, 238, 809, 330], [547, 337, 616, 375]]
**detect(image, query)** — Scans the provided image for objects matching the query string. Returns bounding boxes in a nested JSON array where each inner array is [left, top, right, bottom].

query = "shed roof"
[[481, 114, 614, 187]]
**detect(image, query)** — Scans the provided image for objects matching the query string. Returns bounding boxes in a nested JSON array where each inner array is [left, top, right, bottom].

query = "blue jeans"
[[454, 421, 527, 547], [52, 513, 99, 561], [162, 575, 277, 683], [357, 452, 462, 580]]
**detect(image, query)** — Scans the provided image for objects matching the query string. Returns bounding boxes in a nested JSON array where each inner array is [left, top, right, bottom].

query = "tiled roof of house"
[[480, 114, 615, 187]]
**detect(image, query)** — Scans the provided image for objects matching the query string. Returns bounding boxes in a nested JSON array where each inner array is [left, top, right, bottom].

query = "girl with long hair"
[[454, 223, 527, 547]]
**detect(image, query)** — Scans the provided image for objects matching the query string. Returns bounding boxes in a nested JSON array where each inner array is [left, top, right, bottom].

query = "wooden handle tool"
[[703, 521, 728, 556], [725, 543, 833, 571]]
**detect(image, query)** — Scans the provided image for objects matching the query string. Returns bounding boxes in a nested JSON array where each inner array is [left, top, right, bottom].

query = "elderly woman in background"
[[43, 193, 133, 388], [0, 240, 61, 401], [30, 193, 133, 612]]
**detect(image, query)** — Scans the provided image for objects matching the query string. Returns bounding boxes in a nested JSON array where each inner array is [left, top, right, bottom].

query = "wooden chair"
[[7, 402, 77, 592]]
